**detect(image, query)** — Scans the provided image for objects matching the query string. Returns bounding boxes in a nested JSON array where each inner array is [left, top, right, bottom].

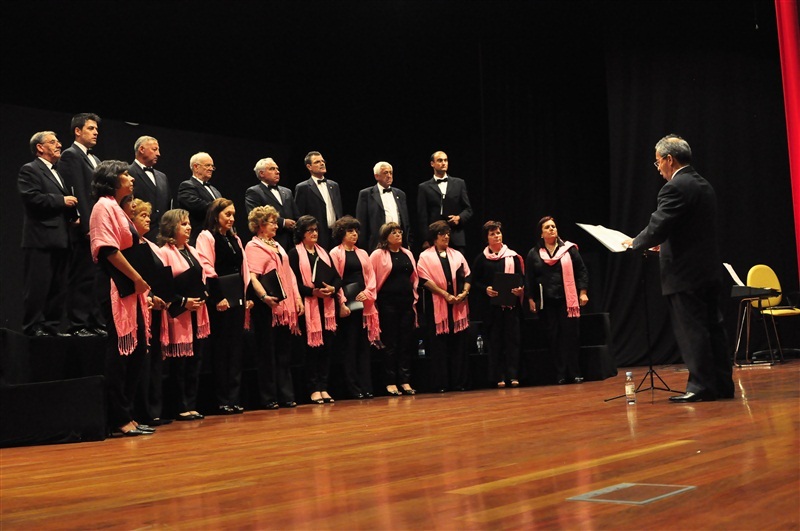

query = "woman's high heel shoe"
[[386, 386, 402, 396], [310, 392, 324, 404]]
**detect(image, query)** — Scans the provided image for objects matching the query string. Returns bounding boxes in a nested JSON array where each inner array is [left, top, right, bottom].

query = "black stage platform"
[[0, 314, 616, 447]]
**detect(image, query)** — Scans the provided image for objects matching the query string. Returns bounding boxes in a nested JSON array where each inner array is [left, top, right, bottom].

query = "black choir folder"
[[111, 243, 173, 299], [258, 269, 287, 302], [208, 273, 244, 308], [168, 267, 208, 318], [491, 272, 523, 306], [312, 257, 341, 290], [342, 282, 364, 312]]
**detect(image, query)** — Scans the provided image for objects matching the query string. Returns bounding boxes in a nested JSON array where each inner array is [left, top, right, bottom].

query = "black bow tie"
[[316, 178, 327, 184], [202, 181, 212, 186], [382, 187, 393, 193], [267, 185, 278, 190], [143, 166, 155, 173], [435, 178, 448, 183]]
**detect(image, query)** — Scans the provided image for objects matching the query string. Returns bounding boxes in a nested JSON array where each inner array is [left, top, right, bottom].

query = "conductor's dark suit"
[[17, 158, 76, 334], [177, 177, 220, 244], [245, 182, 300, 251], [631, 166, 732, 399], [294, 177, 343, 250], [355, 185, 411, 252], [130, 162, 171, 241], [416, 176, 473, 252], [53, 143, 103, 333]]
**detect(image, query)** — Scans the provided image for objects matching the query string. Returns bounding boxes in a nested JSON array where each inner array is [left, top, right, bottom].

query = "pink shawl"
[[417, 246, 470, 335], [329, 245, 381, 342], [89, 196, 150, 355], [539, 241, 580, 318], [156, 243, 211, 358], [245, 237, 301, 335], [369, 247, 419, 327], [195, 229, 252, 329], [295, 243, 337, 346]]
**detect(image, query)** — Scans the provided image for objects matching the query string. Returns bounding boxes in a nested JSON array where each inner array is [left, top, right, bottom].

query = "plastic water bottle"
[[418, 339, 425, 358], [625, 371, 636, 404], [476, 334, 484, 355]]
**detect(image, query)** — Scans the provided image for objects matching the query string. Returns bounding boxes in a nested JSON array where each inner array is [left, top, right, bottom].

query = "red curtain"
[[775, 0, 800, 279]]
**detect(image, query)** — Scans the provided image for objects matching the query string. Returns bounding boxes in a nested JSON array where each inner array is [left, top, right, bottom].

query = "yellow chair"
[[745, 264, 800, 363]]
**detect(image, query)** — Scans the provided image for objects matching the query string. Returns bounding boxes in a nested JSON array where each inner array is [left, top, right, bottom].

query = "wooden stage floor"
[[1, 361, 798, 530]]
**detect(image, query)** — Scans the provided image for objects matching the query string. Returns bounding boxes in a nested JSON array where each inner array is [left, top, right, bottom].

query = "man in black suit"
[[130, 136, 171, 241], [245, 157, 299, 251], [17, 131, 79, 336], [177, 152, 221, 244], [624, 135, 733, 403], [55, 113, 105, 337], [294, 151, 343, 250], [355, 161, 411, 252], [417, 150, 473, 254]]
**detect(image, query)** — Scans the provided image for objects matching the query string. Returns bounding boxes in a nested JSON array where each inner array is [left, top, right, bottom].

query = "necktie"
[[382, 187, 393, 193]]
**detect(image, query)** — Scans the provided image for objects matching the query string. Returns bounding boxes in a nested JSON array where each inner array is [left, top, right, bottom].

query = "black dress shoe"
[[91, 326, 108, 337], [353, 393, 365, 399], [281, 401, 297, 408], [72, 328, 96, 337], [28, 326, 51, 337], [669, 391, 716, 403], [55, 330, 73, 337], [364, 393, 374, 399], [557, 378, 567, 385], [574, 376, 585, 384], [218, 405, 236, 415], [264, 401, 280, 410], [149, 418, 173, 426], [231, 405, 244, 414], [436, 388, 447, 393]]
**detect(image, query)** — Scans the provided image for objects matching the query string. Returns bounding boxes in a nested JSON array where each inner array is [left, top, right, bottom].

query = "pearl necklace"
[[260, 236, 278, 248]]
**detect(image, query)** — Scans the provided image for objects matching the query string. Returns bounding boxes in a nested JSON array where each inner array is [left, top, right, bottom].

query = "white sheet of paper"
[[576, 223, 632, 253], [723, 263, 745, 286]]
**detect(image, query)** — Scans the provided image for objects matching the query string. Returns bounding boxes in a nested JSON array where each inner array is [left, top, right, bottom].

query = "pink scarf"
[[156, 243, 211, 358], [417, 246, 470, 335], [245, 237, 301, 335], [89, 196, 150, 355], [483, 244, 525, 304], [539, 241, 580, 318], [370, 247, 419, 327], [295, 243, 337, 346], [330, 245, 381, 342], [195, 229, 252, 329]]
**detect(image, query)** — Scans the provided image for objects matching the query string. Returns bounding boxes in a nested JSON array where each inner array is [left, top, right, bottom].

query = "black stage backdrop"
[[1, 0, 795, 366]]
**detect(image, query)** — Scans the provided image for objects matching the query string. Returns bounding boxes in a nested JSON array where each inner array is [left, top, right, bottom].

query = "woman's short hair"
[[482, 220, 502, 243], [427, 220, 451, 245], [91, 160, 129, 200], [376, 222, 403, 250], [204, 197, 235, 234], [157, 208, 189, 246], [332, 215, 360, 244], [248, 205, 278, 234], [293, 215, 318, 244]]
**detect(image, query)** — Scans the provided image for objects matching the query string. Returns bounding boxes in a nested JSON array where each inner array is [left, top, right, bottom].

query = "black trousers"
[[338, 308, 373, 396], [22, 247, 69, 333], [135, 310, 164, 421], [66, 235, 104, 331], [377, 298, 415, 386], [485, 305, 521, 383], [541, 297, 581, 382], [102, 291, 147, 429], [666, 283, 732, 398], [427, 326, 469, 391], [252, 302, 295, 405], [208, 304, 245, 407], [171, 338, 205, 413]]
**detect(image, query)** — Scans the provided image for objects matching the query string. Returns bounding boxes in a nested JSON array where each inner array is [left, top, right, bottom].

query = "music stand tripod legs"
[[605, 251, 684, 402]]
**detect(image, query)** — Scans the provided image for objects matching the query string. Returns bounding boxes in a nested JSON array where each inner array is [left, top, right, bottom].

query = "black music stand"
[[604, 251, 684, 402]]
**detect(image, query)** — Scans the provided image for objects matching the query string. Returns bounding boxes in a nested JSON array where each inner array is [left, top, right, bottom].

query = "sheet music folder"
[[258, 269, 287, 302], [576, 223, 632, 253], [491, 272, 523, 306]]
